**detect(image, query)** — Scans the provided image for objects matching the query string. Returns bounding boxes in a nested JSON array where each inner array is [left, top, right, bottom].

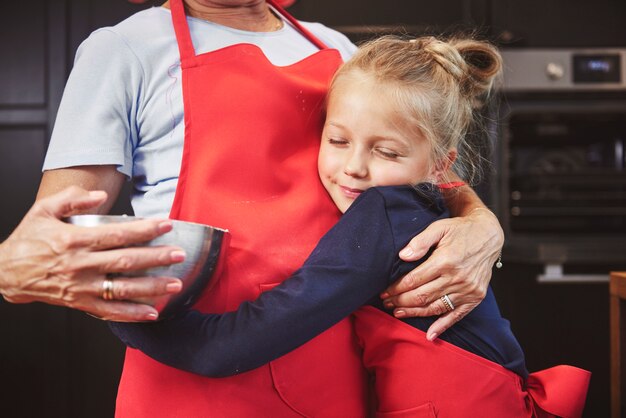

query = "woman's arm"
[[109, 188, 434, 377], [38, 166, 125, 213], [382, 177, 504, 341], [3, 167, 185, 321]]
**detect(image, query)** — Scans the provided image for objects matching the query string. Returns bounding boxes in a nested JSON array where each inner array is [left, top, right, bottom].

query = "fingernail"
[[394, 309, 406, 318], [171, 250, 186, 262], [158, 221, 174, 234], [380, 292, 390, 299], [383, 300, 394, 309], [88, 190, 107, 200], [166, 281, 183, 293], [399, 248, 414, 258], [145, 311, 159, 321], [427, 332, 438, 341]]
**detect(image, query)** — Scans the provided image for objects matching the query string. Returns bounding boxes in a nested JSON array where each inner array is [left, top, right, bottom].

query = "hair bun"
[[450, 39, 502, 100]]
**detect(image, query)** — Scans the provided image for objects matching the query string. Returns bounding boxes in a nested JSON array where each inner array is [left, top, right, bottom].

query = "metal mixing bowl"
[[65, 215, 229, 320]]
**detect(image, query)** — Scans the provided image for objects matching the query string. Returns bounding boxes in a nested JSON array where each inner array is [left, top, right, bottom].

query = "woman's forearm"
[[439, 171, 486, 217], [37, 166, 125, 213]]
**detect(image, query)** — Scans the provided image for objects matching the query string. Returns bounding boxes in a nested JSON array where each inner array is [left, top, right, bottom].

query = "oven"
[[493, 48, 626, 282], [486, 49, 626, 417]]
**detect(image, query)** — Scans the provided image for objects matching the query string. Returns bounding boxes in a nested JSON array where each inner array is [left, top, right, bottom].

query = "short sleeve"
[[44, 29, 143, 177]]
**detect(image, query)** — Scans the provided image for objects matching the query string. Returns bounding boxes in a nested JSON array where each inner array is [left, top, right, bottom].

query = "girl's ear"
[[431, 148, 458, 182]]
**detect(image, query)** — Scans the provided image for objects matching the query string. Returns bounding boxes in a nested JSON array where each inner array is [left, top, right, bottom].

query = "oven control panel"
[[501, 48, 626, 91]]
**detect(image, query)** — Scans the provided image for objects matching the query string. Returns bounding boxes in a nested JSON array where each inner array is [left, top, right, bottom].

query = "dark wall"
[[1, 1, 624, 417]]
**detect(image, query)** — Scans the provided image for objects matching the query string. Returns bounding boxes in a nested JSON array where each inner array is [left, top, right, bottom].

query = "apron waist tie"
[[526, 365, 591, 418]]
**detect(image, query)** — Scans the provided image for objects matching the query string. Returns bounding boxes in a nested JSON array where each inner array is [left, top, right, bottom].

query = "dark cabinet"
[[492, 265, 611, 418], [0, 3, 46, 106], [292, 0, 469, 26], [289, 0, 489, 38], [491, 0, 626, 47]]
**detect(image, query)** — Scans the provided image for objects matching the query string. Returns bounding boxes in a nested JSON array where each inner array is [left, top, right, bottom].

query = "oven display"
[[573, 54, 621, 83]]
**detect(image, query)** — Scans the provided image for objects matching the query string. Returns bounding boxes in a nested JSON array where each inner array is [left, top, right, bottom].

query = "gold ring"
[[102, 278, 115, 301], [440, 294, 455, 312]]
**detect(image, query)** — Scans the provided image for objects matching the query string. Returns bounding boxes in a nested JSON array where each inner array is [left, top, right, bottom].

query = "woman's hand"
[[381, 208, 504, 340], [0, 186, 185, 322]]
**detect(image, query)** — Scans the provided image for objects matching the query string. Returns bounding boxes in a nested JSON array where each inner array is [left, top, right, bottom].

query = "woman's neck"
[[162, 0, 283, 32]]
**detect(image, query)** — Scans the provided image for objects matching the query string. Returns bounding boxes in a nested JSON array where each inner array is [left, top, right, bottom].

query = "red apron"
[[115, 1, 368, 416], [353, 306, 591, 418]]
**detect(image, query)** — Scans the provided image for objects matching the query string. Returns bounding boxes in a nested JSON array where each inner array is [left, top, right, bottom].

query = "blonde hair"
[[329, 35, 502, 185]]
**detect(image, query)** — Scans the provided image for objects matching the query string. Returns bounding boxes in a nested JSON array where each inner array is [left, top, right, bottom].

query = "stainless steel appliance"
[[494, 49, 626, 282]]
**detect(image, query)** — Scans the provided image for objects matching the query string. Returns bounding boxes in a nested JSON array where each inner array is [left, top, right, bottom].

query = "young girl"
[[111, 36, 589, 417]]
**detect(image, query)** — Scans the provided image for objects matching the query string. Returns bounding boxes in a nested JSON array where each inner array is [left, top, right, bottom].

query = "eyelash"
[[328, 138, 348, 146], [328, 138, 402, 160], [375, 148, 401, 159]]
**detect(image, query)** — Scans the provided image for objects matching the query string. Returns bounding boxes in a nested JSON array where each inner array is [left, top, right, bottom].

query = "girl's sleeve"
[[109, 189, 395, 377]]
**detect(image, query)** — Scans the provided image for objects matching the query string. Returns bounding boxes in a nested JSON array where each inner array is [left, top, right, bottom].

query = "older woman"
[[38, 0, 503, 416]]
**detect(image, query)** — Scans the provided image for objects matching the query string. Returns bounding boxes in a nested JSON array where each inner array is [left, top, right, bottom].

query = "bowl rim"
[[65, 214, 229, 233]]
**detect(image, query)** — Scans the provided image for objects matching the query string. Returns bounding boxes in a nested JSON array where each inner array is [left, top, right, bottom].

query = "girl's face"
[[318, 76, 443, 213]]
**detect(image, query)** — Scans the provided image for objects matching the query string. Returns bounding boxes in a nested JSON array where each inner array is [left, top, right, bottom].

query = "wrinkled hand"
[[381, 208, 503, 340], [0, 186, 185, 322]]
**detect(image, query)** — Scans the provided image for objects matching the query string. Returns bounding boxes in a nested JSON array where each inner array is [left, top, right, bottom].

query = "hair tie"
[[437, 181, 466, 189]]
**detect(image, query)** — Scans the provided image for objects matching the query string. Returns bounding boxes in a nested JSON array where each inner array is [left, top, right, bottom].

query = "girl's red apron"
[[114, 0, 368, 416], [354, 306, 591, 418]]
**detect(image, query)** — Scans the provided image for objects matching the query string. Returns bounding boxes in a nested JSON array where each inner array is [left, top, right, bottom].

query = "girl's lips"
[[340, 185, 364, 199]]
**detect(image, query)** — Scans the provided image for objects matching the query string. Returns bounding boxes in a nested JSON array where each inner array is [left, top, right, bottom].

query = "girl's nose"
[[344, 151, 368, 178]]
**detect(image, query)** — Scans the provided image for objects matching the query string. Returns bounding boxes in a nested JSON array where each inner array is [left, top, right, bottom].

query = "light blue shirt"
[[44, 6, 356, 218]]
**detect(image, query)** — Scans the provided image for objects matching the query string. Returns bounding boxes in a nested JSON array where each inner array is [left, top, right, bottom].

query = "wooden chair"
[[610, 272, 626, 418]]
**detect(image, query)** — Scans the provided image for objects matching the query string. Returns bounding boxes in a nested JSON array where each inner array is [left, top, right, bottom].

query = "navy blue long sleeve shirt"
[[110, 185, 527, 378]]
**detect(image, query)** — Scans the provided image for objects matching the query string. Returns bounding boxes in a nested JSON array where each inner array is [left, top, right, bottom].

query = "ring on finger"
[[440, 294, 455, 312], [102, 278, 115, 301]]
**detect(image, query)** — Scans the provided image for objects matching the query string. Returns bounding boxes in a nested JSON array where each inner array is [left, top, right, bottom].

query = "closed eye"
[[375, 147, 401, 159], [328, 137, 349, 146]]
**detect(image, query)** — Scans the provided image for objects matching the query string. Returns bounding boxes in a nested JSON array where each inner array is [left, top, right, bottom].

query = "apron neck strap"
[[266, 0, 331, 51], [170, 0, 332, 61], [170, 0, 196, 61]]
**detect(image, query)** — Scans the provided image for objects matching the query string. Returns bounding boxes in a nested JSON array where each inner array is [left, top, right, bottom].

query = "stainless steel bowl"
[[65, 215, 229, 319]]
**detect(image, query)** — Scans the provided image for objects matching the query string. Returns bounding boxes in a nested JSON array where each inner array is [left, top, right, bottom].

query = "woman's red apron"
[[114, 1, 368, 416], [353, 306, 591, 418]]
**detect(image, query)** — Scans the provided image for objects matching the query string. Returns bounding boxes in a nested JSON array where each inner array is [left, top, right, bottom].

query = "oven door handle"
[[537, 264, 609, 283]]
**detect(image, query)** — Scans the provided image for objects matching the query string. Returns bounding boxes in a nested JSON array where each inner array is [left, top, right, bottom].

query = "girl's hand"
[[380, 208, 503, 340]]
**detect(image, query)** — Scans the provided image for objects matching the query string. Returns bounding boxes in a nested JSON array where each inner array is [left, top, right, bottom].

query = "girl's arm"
[[109, 188, 441, 377]]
